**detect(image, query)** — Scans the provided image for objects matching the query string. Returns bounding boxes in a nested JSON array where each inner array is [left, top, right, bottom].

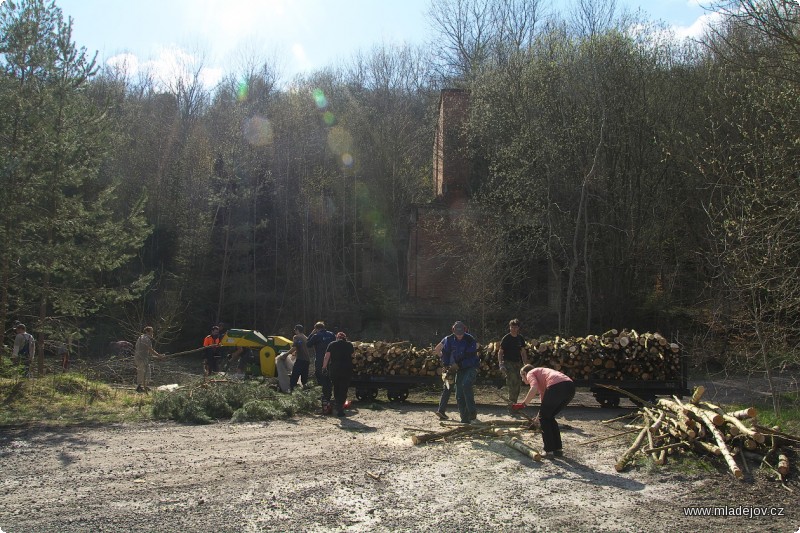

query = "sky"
[[50, 0, 719, 88]]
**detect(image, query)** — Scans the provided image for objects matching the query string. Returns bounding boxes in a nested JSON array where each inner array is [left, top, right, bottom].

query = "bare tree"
[[162, 47, 210, 126], [700, 22, 800, 414], [427, 0, 545, 80], [569, 0, 618, 38], [706, 0, 800, 84]]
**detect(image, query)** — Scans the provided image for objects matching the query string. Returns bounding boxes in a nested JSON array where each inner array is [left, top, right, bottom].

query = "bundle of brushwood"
[[350, 341, 505, 379], [614, 386, 798, 481], [522, 329, 682, 381], [410, 420, 543, 461]]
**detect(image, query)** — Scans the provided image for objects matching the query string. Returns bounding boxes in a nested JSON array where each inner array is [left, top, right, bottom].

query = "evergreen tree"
[[0, 0, 151, 373]]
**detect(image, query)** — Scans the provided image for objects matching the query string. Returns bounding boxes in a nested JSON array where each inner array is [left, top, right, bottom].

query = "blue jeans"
[[438, 380, 451, 413], [455, 366, 478, 423]]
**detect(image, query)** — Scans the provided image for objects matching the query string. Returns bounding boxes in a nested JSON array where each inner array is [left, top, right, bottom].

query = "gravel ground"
[[1, 387, 798, 533]]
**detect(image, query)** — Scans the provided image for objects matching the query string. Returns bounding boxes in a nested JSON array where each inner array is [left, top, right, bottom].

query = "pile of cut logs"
[[614, 386, 797, 481], [350, 328, 682, 383], [349, 340, 505, 379], [523, 329, 682, 381], [350, 341, 441, 376]]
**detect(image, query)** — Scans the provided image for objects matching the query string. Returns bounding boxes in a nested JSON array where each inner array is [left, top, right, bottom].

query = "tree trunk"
[[499, 433, 542, 462]]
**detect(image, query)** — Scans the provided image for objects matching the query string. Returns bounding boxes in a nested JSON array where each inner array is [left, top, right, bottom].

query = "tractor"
[[218, 329, 293, 377]]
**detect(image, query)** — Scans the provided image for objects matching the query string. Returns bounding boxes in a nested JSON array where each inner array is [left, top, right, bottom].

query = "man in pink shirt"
[[513, 364, 576, 457]]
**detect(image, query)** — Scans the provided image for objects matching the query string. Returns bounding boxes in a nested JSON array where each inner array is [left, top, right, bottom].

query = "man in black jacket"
[[322, 332, 354, 417], [497, 318, 529, 404]]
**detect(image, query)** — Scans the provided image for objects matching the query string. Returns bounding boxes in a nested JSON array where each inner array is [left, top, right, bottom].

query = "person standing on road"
[[513, 364, 575, 457], [287, 324, 310, 392], [322, 331, 355, 417], [497, 318, 529, 405], [438, 321, 480, 424], [306, 321, 336, 413], [202, 325, 222, 376], [134, 326, 163, 392]]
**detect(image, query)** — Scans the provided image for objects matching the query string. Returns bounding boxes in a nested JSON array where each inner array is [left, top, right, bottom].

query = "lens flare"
[[237, 81, 248, 101], [323, 111, 336, 125], [312, 88, 327, 109], [242, 115, 273, 146], [341, 153, 354, 167], [327, 126, 352, 155]]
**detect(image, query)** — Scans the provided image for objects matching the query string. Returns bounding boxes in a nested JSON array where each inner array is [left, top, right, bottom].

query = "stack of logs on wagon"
[[615, 386, 797, 480], [350, 328, 682, 383]]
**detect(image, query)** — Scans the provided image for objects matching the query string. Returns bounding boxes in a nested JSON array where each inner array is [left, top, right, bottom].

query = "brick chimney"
[[433, 89, 470, 208], [407, 89, 472, 302]]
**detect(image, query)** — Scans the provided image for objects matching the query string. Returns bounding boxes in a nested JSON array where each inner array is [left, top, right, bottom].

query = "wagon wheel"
[[595, 395, 620, 409], [386, 389, 409, 403], [355, 388, 378, 402]]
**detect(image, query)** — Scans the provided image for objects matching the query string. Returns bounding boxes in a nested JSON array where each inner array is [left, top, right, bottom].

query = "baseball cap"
[[453, 321, 466, 334]]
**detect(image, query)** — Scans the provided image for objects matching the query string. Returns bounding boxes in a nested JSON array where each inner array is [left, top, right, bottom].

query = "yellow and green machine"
[[219, 329, 293, 377]]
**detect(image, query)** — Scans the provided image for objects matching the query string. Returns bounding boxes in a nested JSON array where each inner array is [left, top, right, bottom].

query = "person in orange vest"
[[202, 325, 222, 376]]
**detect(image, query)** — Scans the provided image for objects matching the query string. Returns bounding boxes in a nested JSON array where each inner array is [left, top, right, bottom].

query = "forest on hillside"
[[1, 0, 799, 377]]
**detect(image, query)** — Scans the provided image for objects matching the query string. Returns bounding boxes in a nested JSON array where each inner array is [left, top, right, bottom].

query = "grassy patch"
[[727, 392, 800, 434], [0, 368, 322, 427], [0, 372, 153, 426], [662, 453, 717, 475]]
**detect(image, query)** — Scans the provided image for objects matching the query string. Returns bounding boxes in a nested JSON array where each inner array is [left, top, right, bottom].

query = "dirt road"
[[1, 389, 797, 532]]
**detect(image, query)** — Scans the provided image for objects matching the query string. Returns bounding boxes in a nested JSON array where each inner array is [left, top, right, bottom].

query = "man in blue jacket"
[[435, 321, 480, 423], [307, 321, 336, 413]]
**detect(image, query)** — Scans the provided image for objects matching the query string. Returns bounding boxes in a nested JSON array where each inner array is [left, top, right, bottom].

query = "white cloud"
[[292, 43, 313, 72], [105, 46, 223, 90], [106, 52, 140, 74], [200, 67, 224, 88], [673, 11, 724, 40]]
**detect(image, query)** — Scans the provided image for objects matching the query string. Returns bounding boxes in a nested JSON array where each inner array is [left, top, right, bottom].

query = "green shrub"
[[220, 382, 279, 410], [290, 387, 319, 412], [201, 389, 235, 419], [151, 392, 213, 424], [231, 399, 284, 422], [152, 381, 320, 424]]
